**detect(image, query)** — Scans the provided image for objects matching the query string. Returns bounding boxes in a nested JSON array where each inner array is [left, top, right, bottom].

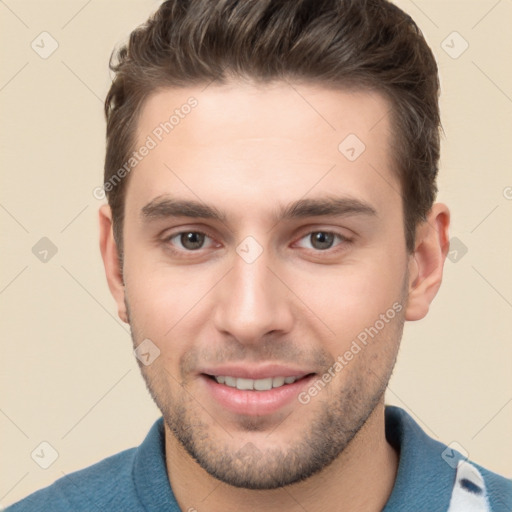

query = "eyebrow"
[[278, 196, 377, 221], [141, 196, 226, 222], [140, 195, 377, 224]]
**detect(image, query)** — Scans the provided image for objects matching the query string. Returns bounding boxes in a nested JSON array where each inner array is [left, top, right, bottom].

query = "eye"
[[164, 231, 216, 251], [295, 231, 350, 251]]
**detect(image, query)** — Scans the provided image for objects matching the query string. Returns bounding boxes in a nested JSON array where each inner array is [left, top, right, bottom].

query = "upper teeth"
[[214, 376, 299, 391]]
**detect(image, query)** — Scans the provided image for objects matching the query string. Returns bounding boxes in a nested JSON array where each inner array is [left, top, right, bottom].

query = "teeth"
[[272, 376, 285, 387], [254, 378, 273, 391], [213, 375, 299, 390], [225, 376, 237, 387], [236, 378, 254, 390]]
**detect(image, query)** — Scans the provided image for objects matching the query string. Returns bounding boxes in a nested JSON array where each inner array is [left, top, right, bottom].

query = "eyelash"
[[161, 229, 353, 255]]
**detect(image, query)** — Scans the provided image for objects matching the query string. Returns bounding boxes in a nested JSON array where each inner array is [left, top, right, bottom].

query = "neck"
[[164, 402, 398, 512]]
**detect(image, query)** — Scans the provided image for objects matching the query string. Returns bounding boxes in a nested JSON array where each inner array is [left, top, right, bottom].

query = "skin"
[[99, 81, 450, 512]]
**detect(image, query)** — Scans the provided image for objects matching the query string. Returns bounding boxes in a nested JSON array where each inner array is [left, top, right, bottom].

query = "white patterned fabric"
[[447, 460, 491, 512]]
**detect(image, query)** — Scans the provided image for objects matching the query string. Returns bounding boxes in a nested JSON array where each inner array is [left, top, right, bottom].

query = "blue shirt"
[[6, 406, 512, 511]]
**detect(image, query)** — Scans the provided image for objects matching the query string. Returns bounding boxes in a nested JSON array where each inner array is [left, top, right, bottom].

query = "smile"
[[213, 375, 300, 390]]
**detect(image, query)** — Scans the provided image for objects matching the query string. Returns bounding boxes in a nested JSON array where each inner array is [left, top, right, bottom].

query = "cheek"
[[124, 254, 214, 343], [291, 254, 407, 345]]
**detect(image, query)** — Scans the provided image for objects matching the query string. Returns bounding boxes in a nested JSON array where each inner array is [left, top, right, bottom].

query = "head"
[[99, 0, 449, 490]]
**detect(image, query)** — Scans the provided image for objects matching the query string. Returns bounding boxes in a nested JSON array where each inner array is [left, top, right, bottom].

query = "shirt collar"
[[132, 417, 181, 511], [382, 405, 456, 511]]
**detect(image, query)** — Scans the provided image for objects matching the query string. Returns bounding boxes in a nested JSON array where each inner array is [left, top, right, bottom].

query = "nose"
[[212, 248, 294, 345]]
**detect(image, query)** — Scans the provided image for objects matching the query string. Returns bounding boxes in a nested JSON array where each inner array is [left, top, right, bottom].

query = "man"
[[8, 0, 511, 511]]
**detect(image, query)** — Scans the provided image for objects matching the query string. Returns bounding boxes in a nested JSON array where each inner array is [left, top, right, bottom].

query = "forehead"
[[137, 81, 391, 152], [127, 81, 398, 221]]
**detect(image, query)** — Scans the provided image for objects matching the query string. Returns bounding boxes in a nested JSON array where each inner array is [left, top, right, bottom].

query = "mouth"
[[200, 371, 317, 416], [205, 374, 311, 391]]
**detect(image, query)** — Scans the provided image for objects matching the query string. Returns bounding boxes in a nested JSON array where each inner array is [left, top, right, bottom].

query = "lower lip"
[[201, 374, 315, 416]]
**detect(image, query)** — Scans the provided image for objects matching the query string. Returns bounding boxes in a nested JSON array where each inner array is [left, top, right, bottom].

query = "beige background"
[[1, 0, 511, 507]]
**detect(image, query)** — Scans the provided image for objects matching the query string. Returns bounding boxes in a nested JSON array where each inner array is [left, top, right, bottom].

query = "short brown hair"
[[104, 0, 440, 257]]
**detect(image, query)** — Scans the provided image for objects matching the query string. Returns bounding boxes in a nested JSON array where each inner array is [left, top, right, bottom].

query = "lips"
[[199, 364, 312, 381], [199, 365, 317, 415]]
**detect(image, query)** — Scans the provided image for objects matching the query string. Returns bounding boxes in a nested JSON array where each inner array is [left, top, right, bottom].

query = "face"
[[117, 81, 412, 489]]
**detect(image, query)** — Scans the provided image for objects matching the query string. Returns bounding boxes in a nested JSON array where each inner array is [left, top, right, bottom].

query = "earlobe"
[[405, 203, 450, 321], [98, 205, 128, 323]]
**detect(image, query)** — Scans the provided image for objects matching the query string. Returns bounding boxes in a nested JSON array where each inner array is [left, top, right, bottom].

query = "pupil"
[[312, 232, 334, 250], [181, 232, 204, 250]]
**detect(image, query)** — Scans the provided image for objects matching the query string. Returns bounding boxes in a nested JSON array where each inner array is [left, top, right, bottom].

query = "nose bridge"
[[212, 245, 292, 342]]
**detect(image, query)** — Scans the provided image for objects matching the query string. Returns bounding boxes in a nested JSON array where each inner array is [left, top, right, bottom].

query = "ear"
[[98, 204, 128, 323], [405, 203, 450, 321]]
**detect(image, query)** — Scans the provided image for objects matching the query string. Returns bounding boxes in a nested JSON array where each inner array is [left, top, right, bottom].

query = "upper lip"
[[199, 364, 315, 380]]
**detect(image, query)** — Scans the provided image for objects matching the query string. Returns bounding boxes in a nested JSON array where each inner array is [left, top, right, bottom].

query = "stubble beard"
[[126, 294, 406, 490]]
